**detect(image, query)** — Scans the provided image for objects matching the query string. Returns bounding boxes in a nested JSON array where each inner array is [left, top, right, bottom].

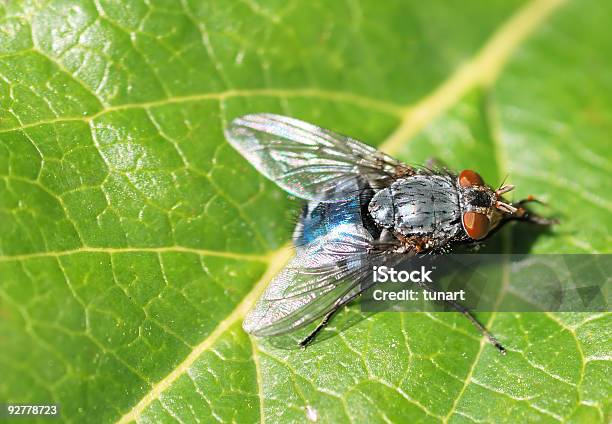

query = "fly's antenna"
[[495, 184, 517, 214]]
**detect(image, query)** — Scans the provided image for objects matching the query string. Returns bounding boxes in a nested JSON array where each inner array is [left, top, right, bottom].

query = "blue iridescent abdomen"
[[294, 189, 379, 247]]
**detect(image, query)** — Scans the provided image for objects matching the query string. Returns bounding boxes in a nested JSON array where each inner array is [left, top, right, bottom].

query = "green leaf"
[[0, 0, 610, 423]]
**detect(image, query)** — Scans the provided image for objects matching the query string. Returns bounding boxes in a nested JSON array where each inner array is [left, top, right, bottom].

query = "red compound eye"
[[462, 211, 490, 240], [458, 169, 484, 187]]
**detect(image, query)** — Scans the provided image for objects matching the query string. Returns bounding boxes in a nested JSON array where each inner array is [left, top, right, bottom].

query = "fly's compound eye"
[[458, 169, 484, 187], [462, 211, 490, 240]]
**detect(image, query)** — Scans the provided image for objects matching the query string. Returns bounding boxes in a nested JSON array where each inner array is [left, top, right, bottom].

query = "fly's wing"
[[243, 222, 406, 337], [225, 113, 407, 201]]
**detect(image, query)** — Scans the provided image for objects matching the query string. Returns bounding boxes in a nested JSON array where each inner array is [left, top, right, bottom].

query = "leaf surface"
[[0, 0, 610, 423]]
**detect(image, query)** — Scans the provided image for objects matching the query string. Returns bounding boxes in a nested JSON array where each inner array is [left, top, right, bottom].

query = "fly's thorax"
[[368, 175, 462, 238]]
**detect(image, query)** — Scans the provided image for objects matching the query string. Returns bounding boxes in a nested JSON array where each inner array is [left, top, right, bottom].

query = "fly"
[[225, 113, 554, 354]]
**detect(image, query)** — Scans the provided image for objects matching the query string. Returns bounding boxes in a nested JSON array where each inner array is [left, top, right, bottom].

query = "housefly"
[[225, 113, 553, 354]]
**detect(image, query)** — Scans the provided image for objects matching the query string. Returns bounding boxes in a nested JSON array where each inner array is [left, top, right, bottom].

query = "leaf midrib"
[[116, 246, 294, 424]]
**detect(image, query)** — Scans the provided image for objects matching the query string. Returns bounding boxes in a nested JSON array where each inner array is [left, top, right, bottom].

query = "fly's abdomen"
[[369, 175, 461, 236], [294, 186, 379, 247], [294, 199, 360, 246]]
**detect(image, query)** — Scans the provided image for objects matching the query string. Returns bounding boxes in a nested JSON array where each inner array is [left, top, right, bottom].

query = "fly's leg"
[[298, 308, 338, 348], [298, 290, 363, 348], [514, 196, 546, 211], [445, 298, 507, 355], [419, 281, 506, 354], [510, 196, 558, 226]]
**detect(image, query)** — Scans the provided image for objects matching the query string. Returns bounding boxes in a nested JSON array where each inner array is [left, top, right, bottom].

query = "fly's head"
[[457, 169, 517, 241]]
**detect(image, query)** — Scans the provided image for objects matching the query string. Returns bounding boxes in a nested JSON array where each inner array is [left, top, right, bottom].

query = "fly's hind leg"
[[446, 299, 507, 355], [456, 303, 506, 354], [417, 281, 506, 354], [298, 308, 338, 348], [298, 291, 363, 348]]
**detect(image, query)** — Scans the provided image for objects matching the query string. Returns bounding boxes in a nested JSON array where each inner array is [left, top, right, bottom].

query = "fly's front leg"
[[514, 195, 546, 208], [510, 196, 558, 225]]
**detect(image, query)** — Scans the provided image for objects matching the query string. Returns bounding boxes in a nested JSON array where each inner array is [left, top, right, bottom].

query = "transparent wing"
[[224, 113, 408, 201], [243, 222, 407, 337]]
